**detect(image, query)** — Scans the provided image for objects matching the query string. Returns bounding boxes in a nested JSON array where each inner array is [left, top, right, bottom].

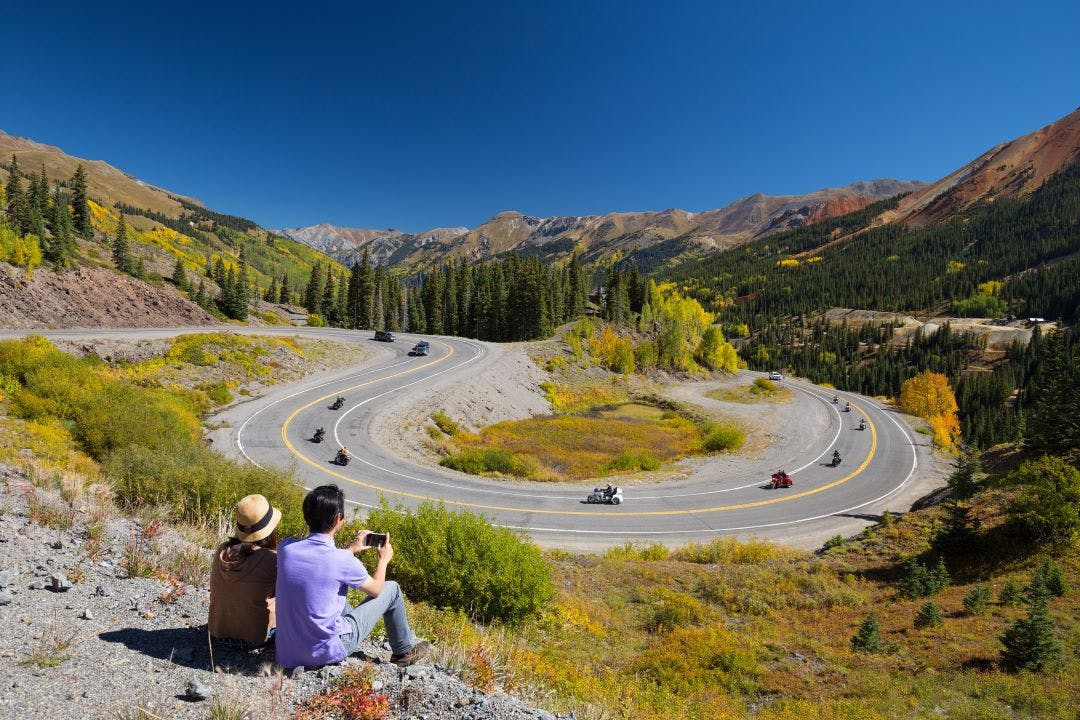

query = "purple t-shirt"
[[275, 533, 369, 668]]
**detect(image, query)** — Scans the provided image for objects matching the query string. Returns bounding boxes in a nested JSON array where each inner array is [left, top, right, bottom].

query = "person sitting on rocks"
[[208, 494, 282, 650], [275, 484, 431, 669]]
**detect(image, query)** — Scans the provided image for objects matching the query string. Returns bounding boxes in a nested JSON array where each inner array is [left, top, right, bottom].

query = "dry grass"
[[20, 627, 80, 669]]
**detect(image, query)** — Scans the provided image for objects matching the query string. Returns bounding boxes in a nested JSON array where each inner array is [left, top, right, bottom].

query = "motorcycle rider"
[[858, 418, 865, 430], [335, 447, 351, 465], [832, 450, 841, 466], [833, 394, 839, 404], [604, 483, 613, 497]]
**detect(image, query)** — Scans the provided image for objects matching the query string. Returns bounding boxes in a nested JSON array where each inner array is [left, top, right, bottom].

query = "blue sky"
[[4, 1, 1079, 232]]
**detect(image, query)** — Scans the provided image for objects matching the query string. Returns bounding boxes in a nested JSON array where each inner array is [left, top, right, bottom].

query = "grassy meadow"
[[436, 396, 745, 481]]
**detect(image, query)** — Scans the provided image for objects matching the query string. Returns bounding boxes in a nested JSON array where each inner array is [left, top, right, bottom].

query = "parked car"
[[409, 341, 430, 356], [768, 371, 783, 381], [373, 330, 394, 342]]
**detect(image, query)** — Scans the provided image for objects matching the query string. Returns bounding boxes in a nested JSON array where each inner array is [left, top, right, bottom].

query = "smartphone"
[[364, 532, 387, 548]]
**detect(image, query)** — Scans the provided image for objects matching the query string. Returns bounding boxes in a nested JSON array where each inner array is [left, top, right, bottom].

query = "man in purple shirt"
[[275, 484, 431, 669]]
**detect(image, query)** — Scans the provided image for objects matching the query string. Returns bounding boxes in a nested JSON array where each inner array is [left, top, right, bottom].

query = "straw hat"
[[234, 494, 282, 543]]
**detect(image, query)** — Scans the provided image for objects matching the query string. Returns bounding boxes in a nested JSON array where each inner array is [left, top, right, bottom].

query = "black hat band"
[[238, 505, 274, 534]]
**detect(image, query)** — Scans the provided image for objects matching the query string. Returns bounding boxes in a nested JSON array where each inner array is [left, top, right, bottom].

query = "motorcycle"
[[333, 449, 350, 466], [833, 395, 839, 404], [586, 486, 623, 505], [311, 427, 326, 443], [858, 418, 866, 431], [770, 471, 793, 489], [330, 396, 345, 411], [844, 402, 851, 413], [831, 451, 842, 467]]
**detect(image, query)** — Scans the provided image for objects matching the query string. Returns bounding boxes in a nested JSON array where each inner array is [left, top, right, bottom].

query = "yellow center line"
[[280, 360, 877, 516]]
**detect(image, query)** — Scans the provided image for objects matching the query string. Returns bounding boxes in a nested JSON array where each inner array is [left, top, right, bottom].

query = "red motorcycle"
[[770, 471, 793, 489]]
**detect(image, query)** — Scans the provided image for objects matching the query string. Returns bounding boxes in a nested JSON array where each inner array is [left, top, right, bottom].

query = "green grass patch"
[[706, 378, 794, 404], [440, 447, 536, 478], [430, 410, 461, 436]]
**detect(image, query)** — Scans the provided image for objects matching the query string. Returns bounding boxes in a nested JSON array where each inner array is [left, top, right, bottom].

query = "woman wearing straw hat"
[[208, 494, 282, 649]]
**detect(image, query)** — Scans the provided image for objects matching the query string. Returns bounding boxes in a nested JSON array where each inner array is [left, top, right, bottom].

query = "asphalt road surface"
[[3, 327, 938, 549]]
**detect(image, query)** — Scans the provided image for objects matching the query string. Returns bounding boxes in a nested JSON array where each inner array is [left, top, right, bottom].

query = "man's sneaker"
[[391, 639, 432, 667]]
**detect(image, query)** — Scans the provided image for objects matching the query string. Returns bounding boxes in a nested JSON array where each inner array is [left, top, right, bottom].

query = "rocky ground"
[[0, 467, 566, 720], [0, 264, 216, 329]]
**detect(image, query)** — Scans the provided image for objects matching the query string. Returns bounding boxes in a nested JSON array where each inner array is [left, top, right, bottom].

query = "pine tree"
[[112, 212, 132, 273], [70, 164, 92, 239], [194, 278, 207, 308], [233, 247, 250, 320], [304, 262, 322, 313], [1000, 582, 1063, 672], [263, 277, 277, 303], [851, 613, 883, 653], [962, 586, 992, 616], [321, 265, 336, 322], [44, 187, 74, 271], [278, 274, 290, 304], [171, 257, 189, 290], [358, 248, 374, 328], [1000, 578, 1024, 606], [5, 155, 29, 235], [913, 601, 943, 629]]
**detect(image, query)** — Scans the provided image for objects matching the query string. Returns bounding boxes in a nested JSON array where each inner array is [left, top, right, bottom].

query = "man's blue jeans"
[[339, 580, 416, 657]]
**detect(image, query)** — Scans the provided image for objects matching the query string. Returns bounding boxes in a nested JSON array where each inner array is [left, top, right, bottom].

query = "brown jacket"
[[208, 542, 277, 644]]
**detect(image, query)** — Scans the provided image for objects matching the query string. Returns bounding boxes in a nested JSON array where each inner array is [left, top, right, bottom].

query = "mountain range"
[[278, 179, 924, 271]]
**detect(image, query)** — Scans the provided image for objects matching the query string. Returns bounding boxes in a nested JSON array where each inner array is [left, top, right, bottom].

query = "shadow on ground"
[[99, 626, 273, 675]]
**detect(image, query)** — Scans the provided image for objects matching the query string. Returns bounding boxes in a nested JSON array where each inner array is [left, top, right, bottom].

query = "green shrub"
[[633, 340, 658, 371], [201, 381, 233, 406], [1007, 455, 1080, 545], [962, 586, 992, 616], [107, 438, 309, 538], [851, 613, 883, 653], [603, 542, 670, 561], [642, 590, 708, 633], [1030, 558, 1069, 598], [1000, 589, 1062, 672], [671, 536, 787, 565], [701, 423, 745, 453], [363, 500, 553, 624], [821, 535, 846, 552], [999, 578, 1024, 606], [900, 558, 950, 598], [914, 601, 943, 629], [430, 410, 461, 436], [751, 377, 776, 394], [605, 450, 661, 472], [440, 448, 535, 478]]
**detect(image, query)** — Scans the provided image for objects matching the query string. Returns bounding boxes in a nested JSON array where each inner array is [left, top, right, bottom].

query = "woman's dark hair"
[[225, 529, 279, 557], [303, 484, 345, 534]]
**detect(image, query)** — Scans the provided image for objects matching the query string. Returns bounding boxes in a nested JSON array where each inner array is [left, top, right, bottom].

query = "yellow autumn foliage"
[[898, 371, 961, 452]]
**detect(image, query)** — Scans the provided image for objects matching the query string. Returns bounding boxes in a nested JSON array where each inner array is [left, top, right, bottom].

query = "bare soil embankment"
[[0, 264, 216, 329]]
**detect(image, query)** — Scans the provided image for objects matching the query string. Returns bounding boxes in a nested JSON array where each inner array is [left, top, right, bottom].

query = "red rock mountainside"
[[880, 106, 1080, 227]]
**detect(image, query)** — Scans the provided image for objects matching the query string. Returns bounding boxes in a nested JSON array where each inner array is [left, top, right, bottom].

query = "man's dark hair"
[[303, 484, 345, 534]]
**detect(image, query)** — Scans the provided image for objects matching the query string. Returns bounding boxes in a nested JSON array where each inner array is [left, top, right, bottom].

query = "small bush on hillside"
[[440, 448, 535, 478], [1000, 587, 1063, 673], [751, 378, 776, 395], [642, 589, 709, 633], [671, 537, 787, 565], [900, 558, 950, 598], [851, 613, 883, 653], [430, 411, 461, 436], [1030, 558, 1069, 598], [306, 313, 326, 327], [821, 535, 846, 552], [364, 501, 553, 624], [701, 423, 745, 453], [1007, 455, 1080, 545], [633, 625, 760, 696], [605, 450, 661, 472], [603, 542, 670, 561], [999, 578, 1024, 606], [914, 601, 943, 629], [634, 340, 658, 371], [962, 586, 992, 616], [200, 381, 233, 406]]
